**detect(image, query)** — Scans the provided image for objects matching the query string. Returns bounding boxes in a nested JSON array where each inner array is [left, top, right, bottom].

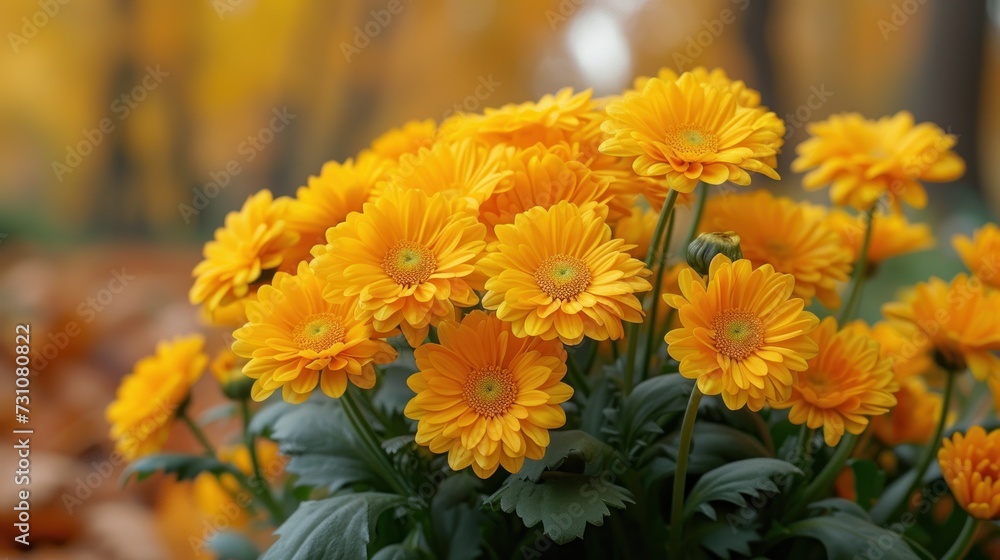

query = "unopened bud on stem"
[[687, 231, 743, 275]]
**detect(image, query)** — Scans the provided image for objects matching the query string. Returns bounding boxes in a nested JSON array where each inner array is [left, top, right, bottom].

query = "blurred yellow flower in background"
[[282, 153, 389, 269], [106, 335, 208, 460], [404, 311, 572, 479], [883, 275, 1000, 378], [479, 201, 651, 345], [369, 119, 437, 161], [613, 206, 660, 260], [774, 317, 898, 446], [600, 72, 783, 193], [233, 262, 397, 403], [193, 441, 285, 528], [792, 111, 965, 211], [703, 190, 852, 308], [939, 426, 1000, 520], [440, 88, 599, 149], [664, 255, 819, 411], [190, 190, 298, 313], [827, 209, 934, 266], [953, 223, 1000, 289], [312, 188, 486, 347], [872, 379, 943, 446]]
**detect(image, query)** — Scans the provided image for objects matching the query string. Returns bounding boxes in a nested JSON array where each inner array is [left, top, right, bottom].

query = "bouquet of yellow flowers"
[[108, 67, 1000, 559]]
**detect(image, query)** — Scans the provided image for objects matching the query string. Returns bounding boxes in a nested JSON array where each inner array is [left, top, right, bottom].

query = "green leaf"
[[263, 493, 406, 560], [431, 475, 484, 560], [371, 544, 421, 560], [206, 532, 259, 560], [684, 519, 760, 560], [618, 374, 694, 454], [804, 497, 870, 520], [785, 512, 920, 560], [517, 430, 623, 482], [121, 454, 240, 486], [487, 473, 634, 544], [848, 459, 886, 510], [248, 399, 297, 438], [683, 458, 802, 521], [642, 422, 772, 492], [269, 400, 380, 492]]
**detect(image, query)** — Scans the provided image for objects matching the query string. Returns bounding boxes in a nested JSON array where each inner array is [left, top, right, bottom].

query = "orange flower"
[[939, 426, 1000, 520], [369, 119, 436, 160], [953, 223, 1000, 289], [827, 209, 934, 266]]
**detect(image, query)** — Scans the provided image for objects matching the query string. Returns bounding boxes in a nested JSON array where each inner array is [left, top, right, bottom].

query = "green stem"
[[641, 210, 676, 381], [941, 515, 979, 560], [179, 411, 216, 457], [681, 183, 709, 252], [582, 339, 599, 378], [876, 370, 956, 524], [669, 386, 704, 555], [624, 190, 679, 395], [784, 433, 858, 521], [566, 353, 591, 398], [341, 389, 411, 496], [240, 400, 285, 523], [838, 205, 877, 325]]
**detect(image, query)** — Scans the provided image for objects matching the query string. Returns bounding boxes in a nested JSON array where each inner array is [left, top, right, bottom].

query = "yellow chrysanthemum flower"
[[953, 223, 1000, 289], [232, 262, 397, 403], [282, 153, 389, 270], [872, 378, 943, 446], [190, 190, 298, 313], [193, 440, 285, 528], [312, 188, 486, 347], [827, 209, 934, 267], [939, 426, 1000, 520], [439, 87, 600, 149], [773, 318, 898, 447], [477, 142, 613, 241], [600, 72, 784, 193], [106, 335, 208, 460], [702, 190, 853, 308], [664, 255, 820, 411], [404, 311, 573, 479], [632, 66, 763, 109], [479, 201, 651, 345], [369, 119, 437, 160], [883, 274, 1000, 379], [613, 206, 660, 260], [378, 138, 513, 210], [792, 111, 965, 211]]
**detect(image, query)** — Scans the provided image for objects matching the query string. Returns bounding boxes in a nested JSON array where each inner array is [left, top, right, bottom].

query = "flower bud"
[[687, 231, 743, 275], [211, 349, 254, 400]]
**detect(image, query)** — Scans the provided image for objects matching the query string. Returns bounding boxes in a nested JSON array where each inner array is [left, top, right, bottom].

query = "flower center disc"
[[534, 254, 591, 300], [382, 240, 436, 286], [712, 309, 764, 360], [463, 365, 517, 418], [667, 125, 719, 159], [293, 313, 346, 353]]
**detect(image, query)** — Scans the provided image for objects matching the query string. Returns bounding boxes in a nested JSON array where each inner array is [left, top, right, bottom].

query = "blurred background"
[[1, 0, 998, 558]]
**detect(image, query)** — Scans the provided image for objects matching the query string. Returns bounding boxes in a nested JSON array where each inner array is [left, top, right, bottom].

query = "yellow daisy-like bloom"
[[232, 262, 397, 403], [479, 201, 651, 345], [827, 209, 934, 266], [613, 206, 659, 260], [369, 119, 437, 161], [792, 111, 965, 211], [773, 317, 898, 447], [703, 190, 852, 308], [664, 255, 820, 412], [440, 88, 600, 149], [190, 190, 298, 312], [477, 142, 612, 241], [632, 66, 763, 109], [953, 223, 1000, 289], [404, 311, 573, 479], [193, 440, 285, 528], [872, 378, 943, 446], [844, 320, 935, 384], [282, 153, 389, 270], [883, 274, 1000, 380], [600, 72, 783, 193], [106, 335, 208, 461], [939, 426, 1000, 520], [312, 188, 486, 347], [378, 138, 513, 210]]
